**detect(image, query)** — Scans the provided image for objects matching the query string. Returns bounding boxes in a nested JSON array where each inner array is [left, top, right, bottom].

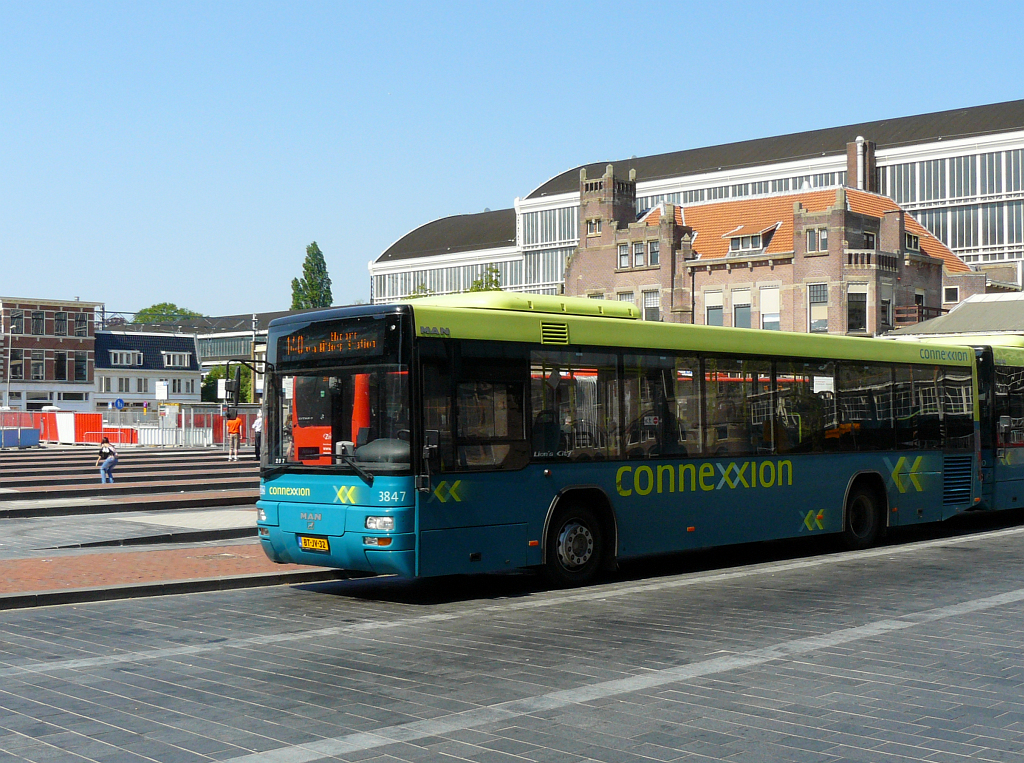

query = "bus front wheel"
[[842, 484, 881, 550], [545, 505, 604, 587]]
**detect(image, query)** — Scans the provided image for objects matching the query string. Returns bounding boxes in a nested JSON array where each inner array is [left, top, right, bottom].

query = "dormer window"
[[905, 232, 920, 251], [110, 351, 143, 366], [729, 234, 761, 253], [163, 352, 191, 368]]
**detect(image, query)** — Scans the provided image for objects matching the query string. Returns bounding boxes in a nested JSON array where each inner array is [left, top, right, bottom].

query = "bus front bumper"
[[258, 527, 415, 577]]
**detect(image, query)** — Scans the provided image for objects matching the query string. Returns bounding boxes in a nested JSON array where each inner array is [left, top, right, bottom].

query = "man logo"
[[419, 326, 451, 337]]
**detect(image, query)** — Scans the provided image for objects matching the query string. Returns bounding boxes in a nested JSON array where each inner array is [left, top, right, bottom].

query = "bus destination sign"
[[278, 320, 385, 363]]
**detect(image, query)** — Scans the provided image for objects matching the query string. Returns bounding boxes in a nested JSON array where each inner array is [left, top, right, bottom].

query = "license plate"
[[298, 535, 330, 553]]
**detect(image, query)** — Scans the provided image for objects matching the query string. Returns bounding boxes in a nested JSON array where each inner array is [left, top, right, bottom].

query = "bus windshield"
[[266, 364, 411, 475]]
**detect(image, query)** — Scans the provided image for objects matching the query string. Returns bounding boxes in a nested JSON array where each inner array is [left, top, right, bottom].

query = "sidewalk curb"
[[45, 526, 256, 549], [0, 493, 257, 518], [0, 569, 349, 611]]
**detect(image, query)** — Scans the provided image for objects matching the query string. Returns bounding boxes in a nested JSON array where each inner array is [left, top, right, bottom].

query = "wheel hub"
[[556, 521, 594, 569], [849, 496, 873, 538]]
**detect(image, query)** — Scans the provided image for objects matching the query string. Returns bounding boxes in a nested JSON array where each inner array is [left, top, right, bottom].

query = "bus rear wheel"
[[545, 504, 604, 587], [842, 484, 881, 550]]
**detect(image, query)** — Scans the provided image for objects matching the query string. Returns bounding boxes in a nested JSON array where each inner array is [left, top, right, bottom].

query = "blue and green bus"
[[255, 292, 1016, 586]]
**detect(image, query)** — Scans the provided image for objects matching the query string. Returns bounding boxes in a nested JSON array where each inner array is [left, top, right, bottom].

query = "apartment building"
[[0, 296, 101, 411]]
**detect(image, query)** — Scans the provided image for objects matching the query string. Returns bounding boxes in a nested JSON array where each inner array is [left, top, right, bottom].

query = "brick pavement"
[[0, 540, 310, 595]]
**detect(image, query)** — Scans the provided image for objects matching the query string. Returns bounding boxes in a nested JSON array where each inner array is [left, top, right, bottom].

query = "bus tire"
[[545, 504, 604, 587], [842, 484, 881, 550]]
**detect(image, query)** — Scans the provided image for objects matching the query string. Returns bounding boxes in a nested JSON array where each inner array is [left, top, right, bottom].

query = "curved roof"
[[376, 208, 516, 263], [527, 99, 1024, 199]]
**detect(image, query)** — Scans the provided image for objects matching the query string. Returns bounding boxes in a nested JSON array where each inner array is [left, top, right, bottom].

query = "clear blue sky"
[[2, 0, 1022, 317]]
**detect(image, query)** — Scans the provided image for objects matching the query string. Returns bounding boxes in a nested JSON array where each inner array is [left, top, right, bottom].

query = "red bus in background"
[[288, 373, 378, 465]]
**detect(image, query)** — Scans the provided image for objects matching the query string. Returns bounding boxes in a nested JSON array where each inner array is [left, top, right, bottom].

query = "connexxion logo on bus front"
[[267, 486, 312, 496]]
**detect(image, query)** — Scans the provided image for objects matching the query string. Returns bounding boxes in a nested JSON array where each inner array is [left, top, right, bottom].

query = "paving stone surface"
[[1, 519, 1024, 761], [0, 509, 256, 559]]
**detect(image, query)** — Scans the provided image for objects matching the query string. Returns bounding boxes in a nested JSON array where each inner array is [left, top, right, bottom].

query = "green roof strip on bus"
[[407, 294, 974, 367], [908, 334, 1024, 366], [909, 334, 1024, 348], [407, 292, 639, 319]]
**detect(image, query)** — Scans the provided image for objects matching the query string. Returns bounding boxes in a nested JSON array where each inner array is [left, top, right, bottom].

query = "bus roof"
[[906, 334, 1024, 366], [405, 294, 974, 367], [408, 292, 640, 319]]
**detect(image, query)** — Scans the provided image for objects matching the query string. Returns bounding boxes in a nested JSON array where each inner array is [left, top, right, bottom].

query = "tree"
[[466, 265, 502, 292], [133, 303, 203, 323], [202, 364, 252, 403], [291, 242, 333, 309], [405, 283, 434, 299]]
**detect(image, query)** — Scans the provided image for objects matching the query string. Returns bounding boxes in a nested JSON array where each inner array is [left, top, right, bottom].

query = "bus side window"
[[703, 356, 771, 458], [837, 363, 894, 451], [456, 381, 528, 469], [452, 341, 530, 471], [995, 366, 1024, 447], [942, 367, 974, 451], [530, 350, 620, 462], [622, 353, 697, 459], [913, 364, 943, 449], [775, 360, 834, 454]]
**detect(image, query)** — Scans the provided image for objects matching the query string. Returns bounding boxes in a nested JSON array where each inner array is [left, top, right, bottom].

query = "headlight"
[[257, 508, 267, 522], [365, 516, 395, 531]]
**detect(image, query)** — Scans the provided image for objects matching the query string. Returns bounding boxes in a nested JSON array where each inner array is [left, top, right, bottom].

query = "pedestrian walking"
[[226, 410, 244, 461], [96, 437, 118, 483], [252, 408, 263, 461]]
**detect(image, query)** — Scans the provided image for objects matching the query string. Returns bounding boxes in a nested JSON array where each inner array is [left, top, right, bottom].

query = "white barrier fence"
[[136, 425, 214, 447]]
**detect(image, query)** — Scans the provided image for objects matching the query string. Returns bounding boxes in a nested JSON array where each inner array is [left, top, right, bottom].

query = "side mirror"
[[224, 365, 242, 405]]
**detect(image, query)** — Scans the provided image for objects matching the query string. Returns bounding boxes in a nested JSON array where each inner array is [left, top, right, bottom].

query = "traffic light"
[[224, 365, 242, 405]]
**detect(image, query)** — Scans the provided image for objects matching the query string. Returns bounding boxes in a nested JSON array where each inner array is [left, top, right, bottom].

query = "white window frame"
[[110, 351, 142, 367], [642, 290, 660, 322], [808, 283, 829, 333], [162, 352, 191, 369]]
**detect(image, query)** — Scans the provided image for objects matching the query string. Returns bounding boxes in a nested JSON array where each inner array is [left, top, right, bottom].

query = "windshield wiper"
[[337, 453, 374, 486]]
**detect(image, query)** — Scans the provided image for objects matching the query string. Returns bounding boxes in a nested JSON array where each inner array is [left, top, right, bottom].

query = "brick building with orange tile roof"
[[564, 164, 998, 336]]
